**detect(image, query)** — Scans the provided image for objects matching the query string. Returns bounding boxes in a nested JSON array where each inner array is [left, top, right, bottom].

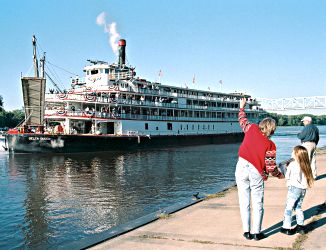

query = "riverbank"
[[90, 148, 326, 249]]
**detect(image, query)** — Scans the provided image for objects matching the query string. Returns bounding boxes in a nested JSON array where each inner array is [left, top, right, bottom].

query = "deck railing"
[[44, 110, 239, 122]]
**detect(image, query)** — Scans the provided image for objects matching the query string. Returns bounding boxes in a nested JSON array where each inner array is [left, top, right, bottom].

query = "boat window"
[[167, 123, 172, 130], [145, 123, 148, 130], [91, 69, 98, 75], [100, 69, 104, 74], [105, 69, 109, 74]]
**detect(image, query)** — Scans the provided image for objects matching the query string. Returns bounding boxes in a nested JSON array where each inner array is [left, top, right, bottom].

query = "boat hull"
[[5, 133, 244, 153]]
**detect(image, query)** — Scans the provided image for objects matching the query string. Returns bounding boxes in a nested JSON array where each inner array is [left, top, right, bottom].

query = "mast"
[[32, 35, 39, 77], [40, 52, 46, 78]]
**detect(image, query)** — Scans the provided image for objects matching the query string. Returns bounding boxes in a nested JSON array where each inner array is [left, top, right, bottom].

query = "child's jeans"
[[235, 157, 264, 234], [282, 186, 306, 229]]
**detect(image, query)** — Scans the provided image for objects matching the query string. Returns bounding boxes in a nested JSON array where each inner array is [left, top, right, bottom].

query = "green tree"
[[0, 109, 25, 128], [0, 95, 3, 112], [278, 116, 287, 126], [266, 112, 326, 126]]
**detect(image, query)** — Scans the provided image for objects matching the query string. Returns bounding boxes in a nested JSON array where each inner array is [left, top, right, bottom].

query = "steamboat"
[[5, 36, 263, 153]]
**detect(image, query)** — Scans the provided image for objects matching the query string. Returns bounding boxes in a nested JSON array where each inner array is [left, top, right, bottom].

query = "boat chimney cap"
[[118, 39, 126, 46]]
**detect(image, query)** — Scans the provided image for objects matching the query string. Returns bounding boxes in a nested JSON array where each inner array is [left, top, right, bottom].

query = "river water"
[[1, 126, 325, 249]]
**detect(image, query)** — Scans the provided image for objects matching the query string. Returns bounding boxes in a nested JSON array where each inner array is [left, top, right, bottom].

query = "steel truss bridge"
[[257, 96, 326, 112]]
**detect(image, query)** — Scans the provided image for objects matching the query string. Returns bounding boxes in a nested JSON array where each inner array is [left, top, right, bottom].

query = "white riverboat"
[[6, 37, 264, 153]]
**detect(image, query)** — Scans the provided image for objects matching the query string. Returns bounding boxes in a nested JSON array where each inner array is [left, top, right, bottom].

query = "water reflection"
[[2, 144, 241, 249]]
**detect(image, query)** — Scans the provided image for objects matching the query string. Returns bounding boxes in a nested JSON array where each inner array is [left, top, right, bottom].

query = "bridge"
[[257, 96, 326, 115]]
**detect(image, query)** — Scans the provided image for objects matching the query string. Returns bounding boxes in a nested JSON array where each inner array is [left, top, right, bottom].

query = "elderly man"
[[297, 116, 319, 179]]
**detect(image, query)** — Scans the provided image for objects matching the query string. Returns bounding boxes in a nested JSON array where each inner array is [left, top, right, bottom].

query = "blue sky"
[[0, 0, 325, 110]]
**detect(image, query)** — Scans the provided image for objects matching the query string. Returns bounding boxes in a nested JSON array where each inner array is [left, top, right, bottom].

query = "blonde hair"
[[293, 145, 314, 188], [259, 118, 276, 137]]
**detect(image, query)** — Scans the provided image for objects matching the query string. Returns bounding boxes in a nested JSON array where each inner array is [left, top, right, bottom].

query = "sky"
[[0, 0, 325, 111]]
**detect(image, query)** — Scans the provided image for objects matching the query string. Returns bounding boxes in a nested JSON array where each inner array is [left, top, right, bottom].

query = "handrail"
[[45, 93, 260, 112], [44, 110, 239, 122]]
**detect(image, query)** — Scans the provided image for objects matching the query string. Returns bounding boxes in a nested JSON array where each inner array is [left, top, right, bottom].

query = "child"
[[280, 145, 314, 235]]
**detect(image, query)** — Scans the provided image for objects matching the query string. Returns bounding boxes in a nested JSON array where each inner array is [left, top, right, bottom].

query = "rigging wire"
[[34, 37, 72, 91], [45, 72, 63, 93], [45, 64, 66, 91], [47, 61, 77, 76], [23, 64, 34, 77]]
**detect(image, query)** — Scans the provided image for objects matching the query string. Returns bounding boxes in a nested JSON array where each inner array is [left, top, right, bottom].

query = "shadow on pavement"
[[315, 174, 326, 181], [262, 202, 326, 238]]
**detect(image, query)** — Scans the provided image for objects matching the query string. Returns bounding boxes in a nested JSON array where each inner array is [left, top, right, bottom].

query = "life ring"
[[84, 94, 96, 101], [56, 110, 67, 115], [57, 93, 67, 100]]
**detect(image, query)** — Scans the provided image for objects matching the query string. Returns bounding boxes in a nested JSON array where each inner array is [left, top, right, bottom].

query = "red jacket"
[[238, 108, 281, 180]]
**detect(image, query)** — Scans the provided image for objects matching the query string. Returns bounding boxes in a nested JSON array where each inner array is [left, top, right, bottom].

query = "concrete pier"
[[90, 149, 326, 249]]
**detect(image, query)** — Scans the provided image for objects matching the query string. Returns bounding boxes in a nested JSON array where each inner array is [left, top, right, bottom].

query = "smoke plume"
[[96, 12, 121, 55]]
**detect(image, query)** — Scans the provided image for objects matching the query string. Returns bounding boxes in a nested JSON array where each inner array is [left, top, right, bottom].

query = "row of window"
[[144, 122, 230, 131]]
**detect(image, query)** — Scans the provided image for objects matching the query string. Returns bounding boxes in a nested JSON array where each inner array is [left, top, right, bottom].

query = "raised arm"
[[238, 98, 252, 133]]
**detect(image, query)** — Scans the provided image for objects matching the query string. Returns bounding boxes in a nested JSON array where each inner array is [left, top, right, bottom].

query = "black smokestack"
[[118, 39, 126, 67]]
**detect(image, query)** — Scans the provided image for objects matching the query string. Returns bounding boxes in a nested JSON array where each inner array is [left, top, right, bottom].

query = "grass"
[[205, 186, 237, 200], [157, 212, 172, 219]]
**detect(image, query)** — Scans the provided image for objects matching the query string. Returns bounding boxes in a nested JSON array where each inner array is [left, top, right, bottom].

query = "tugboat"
[[5, 36, 263, 153]]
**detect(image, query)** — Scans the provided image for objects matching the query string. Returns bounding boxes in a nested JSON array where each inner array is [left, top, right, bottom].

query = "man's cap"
[[301, 116, 312, 122]]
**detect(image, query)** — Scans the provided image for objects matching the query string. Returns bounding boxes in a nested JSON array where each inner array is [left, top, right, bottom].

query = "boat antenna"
[[32, 35, 39, 78]]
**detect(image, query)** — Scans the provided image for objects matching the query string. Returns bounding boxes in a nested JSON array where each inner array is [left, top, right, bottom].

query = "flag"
[[219, 80, 223, 85], [158, 69, 163, 82], [192, 74, 196, 84], [208, 87, 210, 90]]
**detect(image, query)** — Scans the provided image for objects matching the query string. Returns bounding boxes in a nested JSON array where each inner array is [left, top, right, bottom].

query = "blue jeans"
[[235, 157, 264, 234], [282, 186, 306, 229]]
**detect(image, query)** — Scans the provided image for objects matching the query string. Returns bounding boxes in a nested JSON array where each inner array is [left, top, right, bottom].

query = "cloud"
[[96, 12, 121, 55]]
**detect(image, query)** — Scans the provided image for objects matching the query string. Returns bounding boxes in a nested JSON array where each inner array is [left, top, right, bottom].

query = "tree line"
[[0, 95, 25, 130], [266, 113, 326, 126]]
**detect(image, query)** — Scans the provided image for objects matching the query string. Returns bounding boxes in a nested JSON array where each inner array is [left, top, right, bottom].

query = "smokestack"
[[118, 39, 126, 67]]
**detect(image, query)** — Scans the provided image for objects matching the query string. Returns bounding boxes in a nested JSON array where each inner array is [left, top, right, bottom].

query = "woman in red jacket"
[[235, 98, 283, 241]]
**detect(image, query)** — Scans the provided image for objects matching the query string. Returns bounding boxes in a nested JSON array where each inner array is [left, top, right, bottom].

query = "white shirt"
[[285, 161, 308, 189]]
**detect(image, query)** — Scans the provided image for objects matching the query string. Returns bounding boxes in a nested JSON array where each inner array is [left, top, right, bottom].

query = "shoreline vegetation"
[[268, 113, 326, 126]]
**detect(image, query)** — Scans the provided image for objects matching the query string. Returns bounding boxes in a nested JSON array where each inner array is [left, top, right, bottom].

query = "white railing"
[[258, 96, 326, 111], [44, 110, 239, 122]]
